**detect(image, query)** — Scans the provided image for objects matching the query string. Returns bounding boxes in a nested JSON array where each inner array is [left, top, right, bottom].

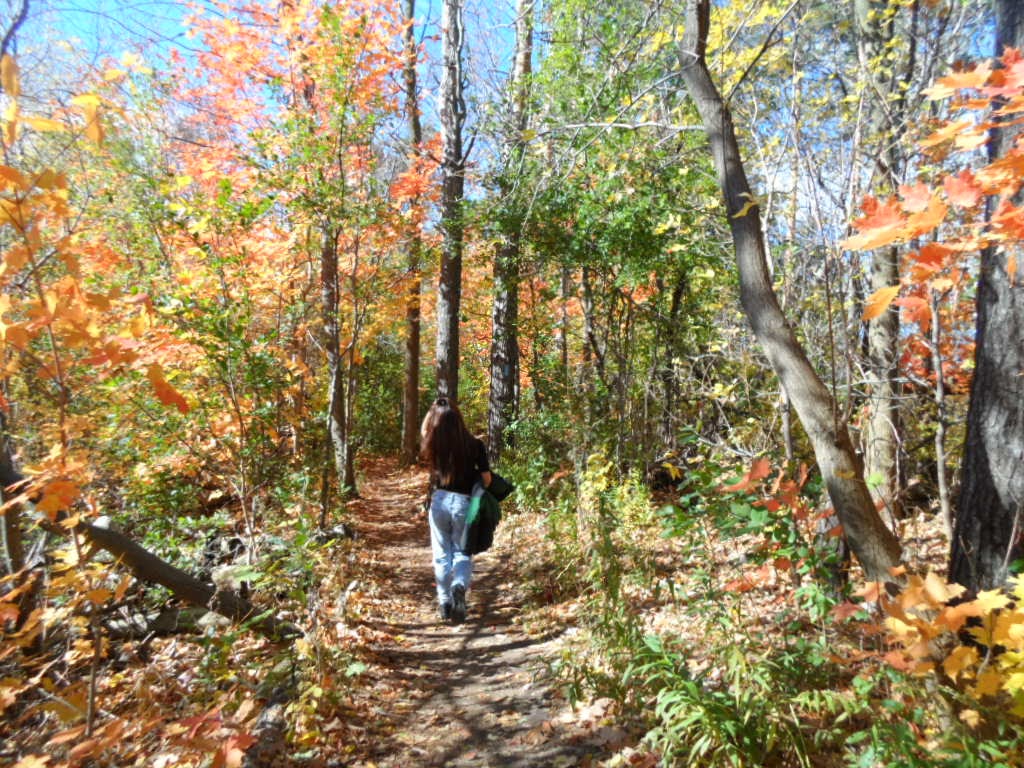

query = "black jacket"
[[465, 472, 514, 555]]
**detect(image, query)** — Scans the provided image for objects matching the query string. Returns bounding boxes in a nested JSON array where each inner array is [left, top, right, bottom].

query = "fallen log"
[[78, 520, 301, 641]]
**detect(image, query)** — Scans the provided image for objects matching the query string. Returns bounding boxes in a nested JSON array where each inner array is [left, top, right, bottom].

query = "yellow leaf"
[[35, 169, 68, 190], [884, 616, 918, 638], [863, 285, 900, 321], [11, 754, 50, 768], [975, 589, 1011, 613], [4, 102, 19, 146], [1003, 671, 1024, 694], [970, 671, 1003, 700], [959, 709, 982, 728], [645, 29, 673, 54], [130, 314, 147, 338], [71, 93, 102, 108], [942, 645, 978, 680], [732, 193, 758, 219], [923, 571, 964, 605], [1, 55, 20, 98], [23, 116, 66, 133], [84, 107, 104, 145], [103, 68, 126, 81]]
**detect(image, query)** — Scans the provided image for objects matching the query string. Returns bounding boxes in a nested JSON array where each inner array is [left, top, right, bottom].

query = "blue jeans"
[[429, 489, 472, 605]]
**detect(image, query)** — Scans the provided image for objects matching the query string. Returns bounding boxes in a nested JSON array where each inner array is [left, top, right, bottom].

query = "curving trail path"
[[334, 458, 603, 768]]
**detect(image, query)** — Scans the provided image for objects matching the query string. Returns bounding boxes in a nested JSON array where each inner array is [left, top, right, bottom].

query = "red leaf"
[[910, 242, 953, 275], [721, 457, 772, 492], [894, 295, 931, 332]]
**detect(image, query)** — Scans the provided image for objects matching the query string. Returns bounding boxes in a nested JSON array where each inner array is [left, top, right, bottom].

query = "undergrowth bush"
[[529, 435, 1024, 767]]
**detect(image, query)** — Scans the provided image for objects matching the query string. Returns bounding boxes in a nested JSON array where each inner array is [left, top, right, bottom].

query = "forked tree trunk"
[[400, 0, 423, 466], [488, 0, 533, 462], [680, 0, 901, 582], [436, 0, 467, 402], [949, 0, 1024, 592]]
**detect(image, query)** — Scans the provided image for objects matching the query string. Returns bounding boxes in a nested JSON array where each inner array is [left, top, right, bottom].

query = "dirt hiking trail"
[[335, 458, 618, 768]]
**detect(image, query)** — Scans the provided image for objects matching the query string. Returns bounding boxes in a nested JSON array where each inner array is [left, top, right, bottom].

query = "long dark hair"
[[421, 397, 473, 486]]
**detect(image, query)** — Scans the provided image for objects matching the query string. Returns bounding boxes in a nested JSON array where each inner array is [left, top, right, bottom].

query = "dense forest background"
[[2, 0, 1024, 765]]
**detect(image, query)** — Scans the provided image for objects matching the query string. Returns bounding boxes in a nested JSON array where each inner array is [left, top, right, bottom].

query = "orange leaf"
[[924, 62, 992, 100], [905, 194, 948, 238], [899, 182, 931, 213], [883, 650, 913, 671], [911, 242, 953, 274], [1, 55, 19, 98], [146, 364, 190, 414], [863, 285, 900, 321], [844, 196, 906, 250], [943, 645, 980, 681], [36, 480, 80, 517], [944, 169, 983, 208], [920, 118, 974, 149], [978, 151, 1024, 194], [831, 601, 862, 621]]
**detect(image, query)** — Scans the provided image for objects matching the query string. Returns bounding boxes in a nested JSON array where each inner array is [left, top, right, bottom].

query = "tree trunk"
[[949, 0, 1024, 591], [400, 0, 424, 466], [436, 0, 467, 402], [856, 0, 910, 522], [489, 237, 520, 463], [488, 0, 533, 462], [80, 521, 299, 640], [321, 226, 351, 514], [680, 0, 901, 582], [0, 413, 23, 575], [657, 276, 686, 450]]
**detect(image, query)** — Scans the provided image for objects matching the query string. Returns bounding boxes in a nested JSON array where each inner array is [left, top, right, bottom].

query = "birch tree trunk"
[[680, 0, 901, 582]]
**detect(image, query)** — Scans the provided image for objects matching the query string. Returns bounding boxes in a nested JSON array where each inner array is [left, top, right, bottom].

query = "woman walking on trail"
[[421, 397, 491, 623]]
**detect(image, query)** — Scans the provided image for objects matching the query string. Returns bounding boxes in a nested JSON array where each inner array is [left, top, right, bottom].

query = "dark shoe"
[[438, 602, 452, 622], [451, 584, 466, 623]]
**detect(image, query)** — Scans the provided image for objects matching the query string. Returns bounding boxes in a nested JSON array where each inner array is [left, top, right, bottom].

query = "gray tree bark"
[[436, 0, 467, 402], [949, 0, 1024, 591], [320, 226, 354, 524], [680, 0, 902, 582], [856, 0, 913, 522], [488, 0, 533, 462], [400, 0, 424, 466]]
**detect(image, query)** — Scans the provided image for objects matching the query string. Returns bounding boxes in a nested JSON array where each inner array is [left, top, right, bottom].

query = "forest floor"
[[329, 457, 632, 768]]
